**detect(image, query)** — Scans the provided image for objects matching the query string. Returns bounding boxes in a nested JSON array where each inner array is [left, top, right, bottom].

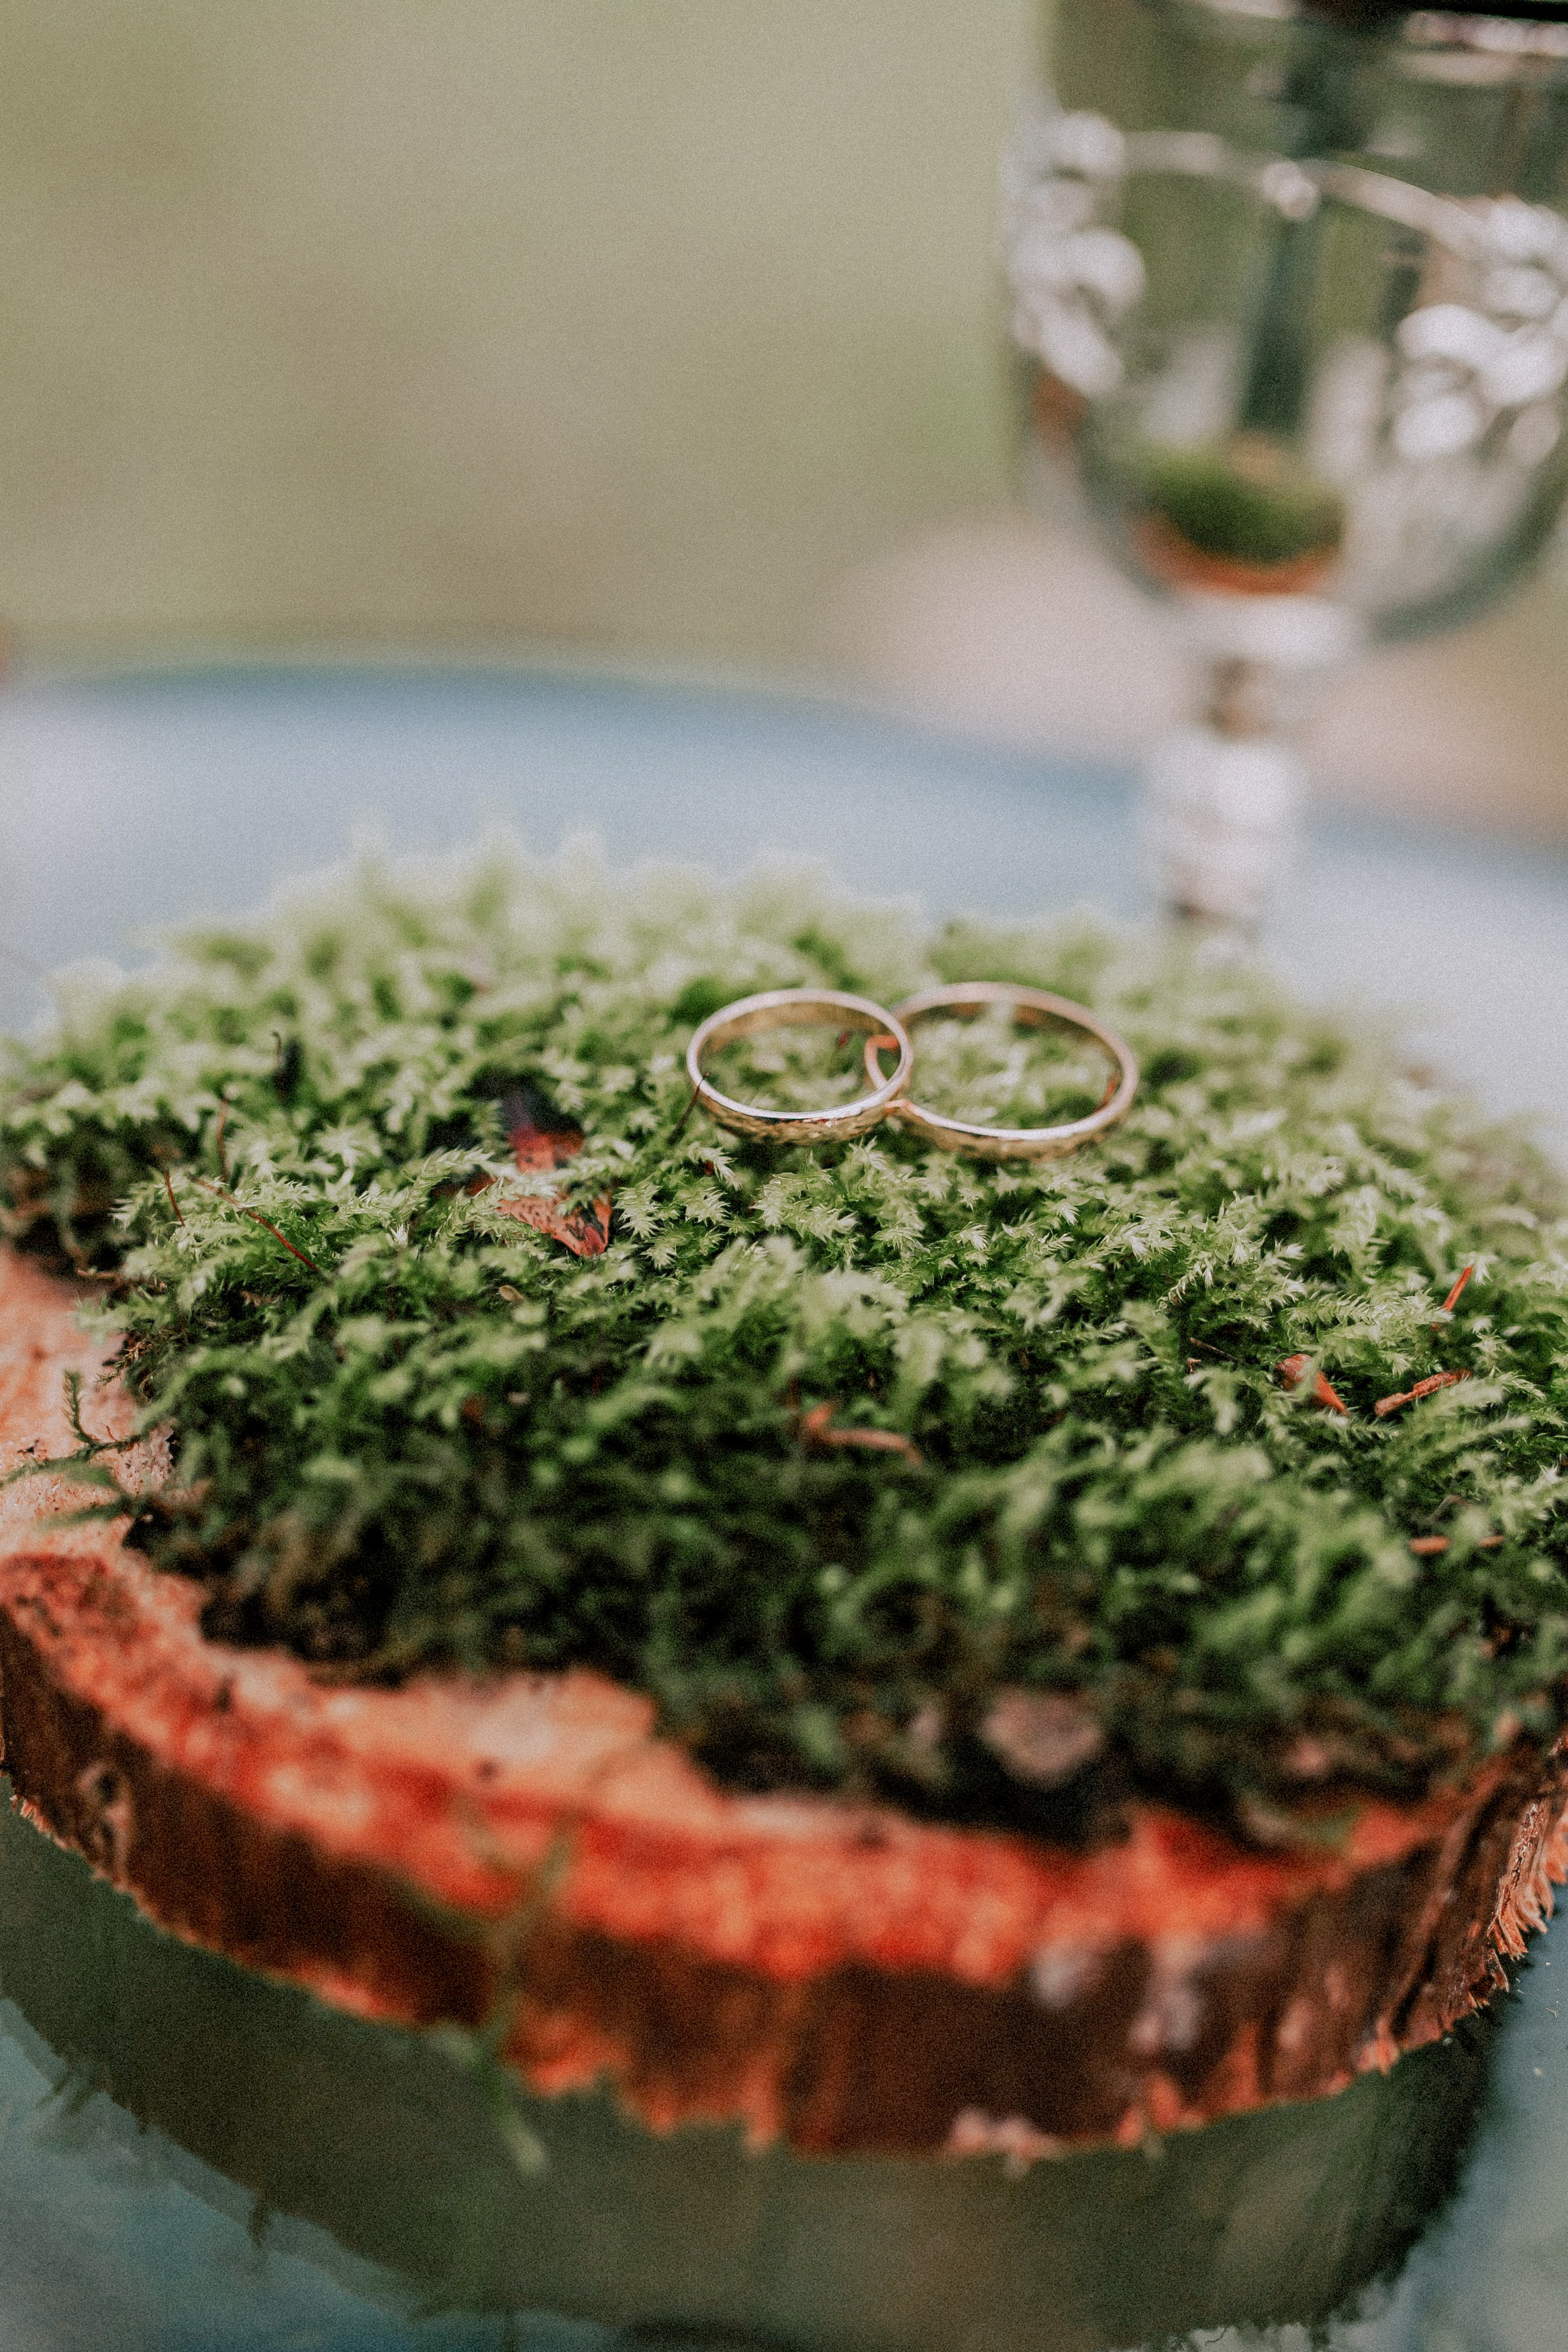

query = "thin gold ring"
[[686, 987, 915, 1145], [865, 983, 1138, 1160]]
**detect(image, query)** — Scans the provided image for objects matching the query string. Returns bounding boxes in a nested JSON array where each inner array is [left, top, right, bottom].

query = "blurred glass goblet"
[[1003, 0, 1568, 925]]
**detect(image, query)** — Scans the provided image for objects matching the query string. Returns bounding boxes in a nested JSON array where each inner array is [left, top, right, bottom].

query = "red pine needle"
[[1374, 1369, 1471, 1418], [1440, 1265, 1475, 1316], [795, 1398, 923, 1467], [1276, 1354, 1348, 1414], [161, 1168, 185, 1226], [1408, 1535, 1450, 1557]]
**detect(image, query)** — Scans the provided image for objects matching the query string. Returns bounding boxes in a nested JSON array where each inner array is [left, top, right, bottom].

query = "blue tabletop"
[[0, 663, 1562, 1139], [0, 663, 1564, 2352]]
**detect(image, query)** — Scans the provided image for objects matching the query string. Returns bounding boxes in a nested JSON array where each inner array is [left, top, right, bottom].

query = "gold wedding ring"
[[685, 987, 915, 1145], [865, 982, 1138, 1160]]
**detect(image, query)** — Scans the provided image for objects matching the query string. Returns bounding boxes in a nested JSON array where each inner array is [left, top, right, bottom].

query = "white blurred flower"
[[1062, 227, 1146, 318], [1393, 389, 1487, 462], [1001, 102, 1141, 399], [1398, 304, 1506, 371], [1014, 294, 1124, 398], [1046, 110, 1126, 181], [1388, 234, 1568, 478], [1482, 264, 1561, 322], [1485, 197, 1568, 269], [1481, 328, 1568, 409]]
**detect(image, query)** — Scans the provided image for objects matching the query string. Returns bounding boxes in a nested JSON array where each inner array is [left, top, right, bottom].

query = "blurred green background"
[[0, 1, 1034, 663], [0, 0, 1563, 836]]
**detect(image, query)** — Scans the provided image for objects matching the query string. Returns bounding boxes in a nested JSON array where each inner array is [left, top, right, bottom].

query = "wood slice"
[[0, 1246, 1562, 2157]]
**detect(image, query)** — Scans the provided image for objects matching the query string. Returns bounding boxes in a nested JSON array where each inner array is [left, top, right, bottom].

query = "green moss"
[[1132, 435, 1344, 569], [2, 844, 1565, 1839]]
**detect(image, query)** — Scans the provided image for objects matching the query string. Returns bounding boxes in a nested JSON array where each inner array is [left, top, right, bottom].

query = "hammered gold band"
[[685, 988, 915, 1145], [865, 982, 1139, 1161]]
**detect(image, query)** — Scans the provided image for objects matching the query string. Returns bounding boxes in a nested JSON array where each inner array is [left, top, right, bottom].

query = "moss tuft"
[[2, 844, 1565, 1840]]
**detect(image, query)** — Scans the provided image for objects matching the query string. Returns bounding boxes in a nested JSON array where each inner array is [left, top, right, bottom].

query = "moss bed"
[[1, 844, 1564, 1843]]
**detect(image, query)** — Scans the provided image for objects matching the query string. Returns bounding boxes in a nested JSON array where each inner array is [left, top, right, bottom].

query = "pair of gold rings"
[[684, 983, 1138, 1160]]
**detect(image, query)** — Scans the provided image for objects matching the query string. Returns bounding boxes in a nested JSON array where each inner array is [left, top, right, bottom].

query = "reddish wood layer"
[[1132, 513, 1341, 599], [0, 1249, 1563, 2155]]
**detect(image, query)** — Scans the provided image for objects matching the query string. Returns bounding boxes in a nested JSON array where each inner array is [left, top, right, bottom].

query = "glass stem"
[[1144, 651, 1314, 932]]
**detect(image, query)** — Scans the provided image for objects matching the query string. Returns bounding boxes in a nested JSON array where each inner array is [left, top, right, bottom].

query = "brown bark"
[[0, 1246, 1563, 2156]]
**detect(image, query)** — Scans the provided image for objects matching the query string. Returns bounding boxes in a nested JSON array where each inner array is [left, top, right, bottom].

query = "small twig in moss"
[[1375, 1370, 1471, 1420], [795, 1398, 924, 1467], [62, 1367, 141, 1459], [1277, 1355, 1348, 1414], [3, 1369, 144, 1506], [668, 1083, 702, 1144], [492, 1189, 610, 1258], [1440, 1265, 1475, 1316], [190, 1176, 324, 1277], [160, 1168, 185, 1226]]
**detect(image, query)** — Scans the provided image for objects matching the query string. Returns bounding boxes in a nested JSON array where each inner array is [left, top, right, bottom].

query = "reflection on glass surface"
[[1005, 1, 1568, 922]]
